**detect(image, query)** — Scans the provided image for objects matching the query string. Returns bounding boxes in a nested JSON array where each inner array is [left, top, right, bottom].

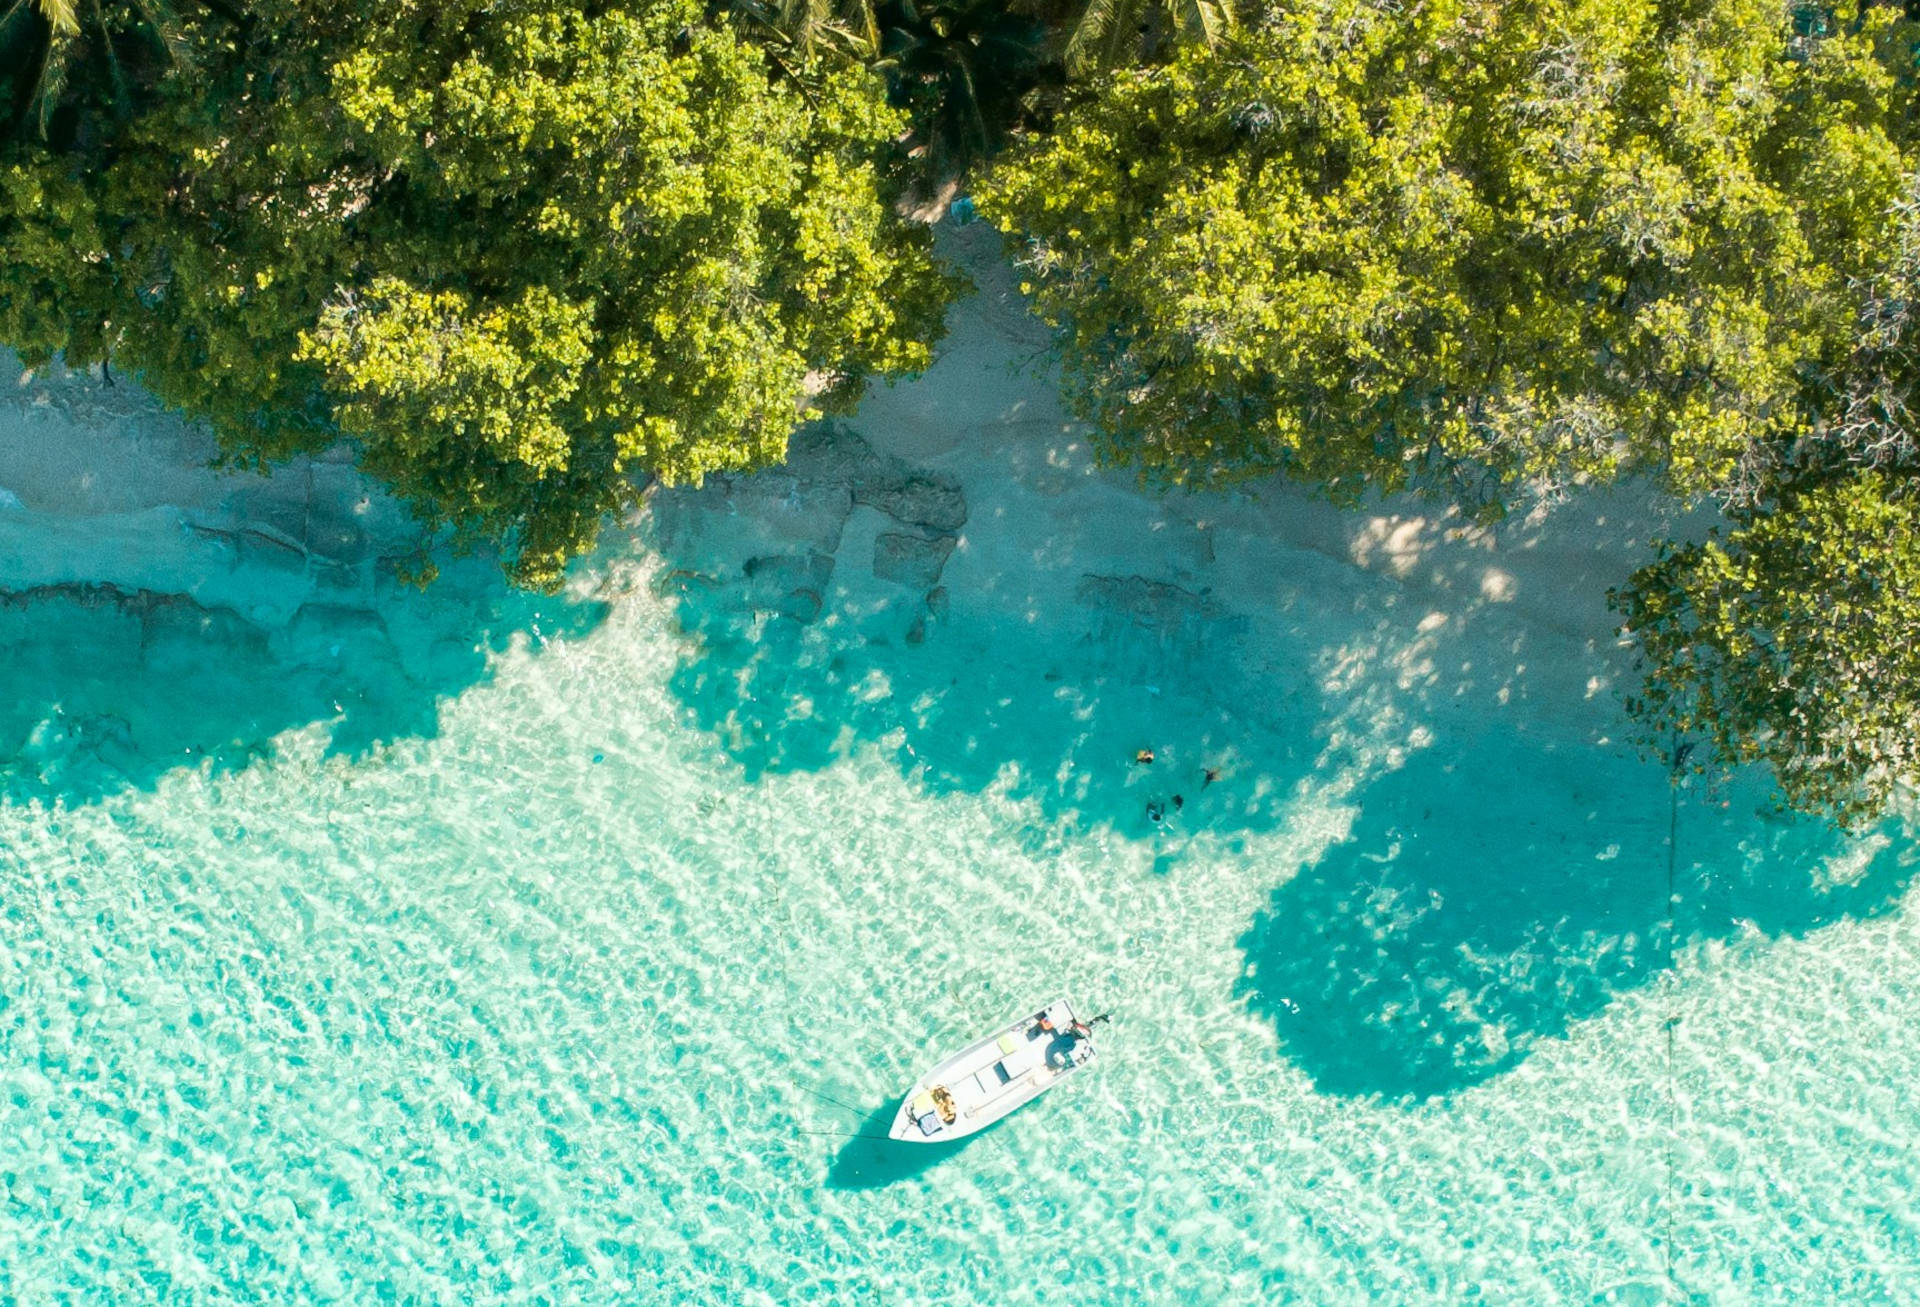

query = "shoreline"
[[2, 228, 1703, 777]]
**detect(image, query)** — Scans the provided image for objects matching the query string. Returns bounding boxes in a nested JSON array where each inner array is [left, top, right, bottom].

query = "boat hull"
[[887, 998, 1095, 1143]]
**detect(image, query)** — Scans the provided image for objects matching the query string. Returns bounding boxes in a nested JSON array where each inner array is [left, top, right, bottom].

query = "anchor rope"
[[1663, 734, 1690, 1302]]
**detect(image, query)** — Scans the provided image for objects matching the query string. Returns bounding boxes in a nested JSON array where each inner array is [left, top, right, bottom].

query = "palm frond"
[[1064, 0, 1134, 73], [776, 0, 825, 52], [1066, 0, 1229, 72], [33, 26, 72, 133], [849, 0, 880, 52], [36, 0, 78, 35], [130, 0, 191, 68], [1177, 0, 1231, 48]]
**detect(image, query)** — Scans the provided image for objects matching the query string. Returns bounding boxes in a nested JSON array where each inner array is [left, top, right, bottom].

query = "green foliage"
[[0, 0, 957, 586], [1615, 474, 1920, 825], [1615, 169, 1920, 823], [986, 0, 1920, 819], [1, 0, 185, 139], [723, 0, 1070, 189], [1064, 0, 1231, 74], [872, 0, 1060, 181], [983, 0, 1919, 509], [721, 0, 886, 61]]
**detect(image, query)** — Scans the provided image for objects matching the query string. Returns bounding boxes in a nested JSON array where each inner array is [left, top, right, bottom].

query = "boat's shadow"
[[824, 1099, 1009, 1191]]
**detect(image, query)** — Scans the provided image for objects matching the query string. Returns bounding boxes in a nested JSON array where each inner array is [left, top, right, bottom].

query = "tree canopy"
[[983, 0, 1917, 508], [1614, 170, 1920, 822], [985, 0, 1920, 821], [1617, 473, 1920, 823], [8, 0, 1920, 819], [1, 0, 956, 585]]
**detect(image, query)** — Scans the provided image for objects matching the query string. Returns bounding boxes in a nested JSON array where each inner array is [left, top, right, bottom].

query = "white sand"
[[0, 354, 421, 625]]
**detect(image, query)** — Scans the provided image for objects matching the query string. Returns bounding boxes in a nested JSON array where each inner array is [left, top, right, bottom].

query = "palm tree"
[[872, 0, 1059, 184], [711, 0, 884, 63], [1, 0, 183, 140], [777, 0, 884, 59], [1064, 0, 1232, 74], [31, 0, 76, 32]]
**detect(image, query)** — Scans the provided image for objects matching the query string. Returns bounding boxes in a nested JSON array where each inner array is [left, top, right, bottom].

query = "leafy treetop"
[[986, 0, 1920, 821], [983, 0, 1918, 513], [1616, 473, 1920, 824], [1, 0, 957, 586]]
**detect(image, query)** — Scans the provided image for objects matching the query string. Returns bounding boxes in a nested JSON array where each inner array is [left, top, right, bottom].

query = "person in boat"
[[1029, 1014, 1055, 1039], [1047, 1026, 1092, 1070], [931, 1085, 957, 1125]]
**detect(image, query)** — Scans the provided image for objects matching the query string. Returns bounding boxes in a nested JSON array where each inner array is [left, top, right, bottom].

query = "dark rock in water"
[[225, 482, 373, 567], [1075, 574, 1221, 633], [780, 422, 968, 533], [872, 532, 956, 590], [284, 603, 396, 669], [303, 512, 372, 568], [743, 552, 835, 590], [782, 423, 885, 485], [0, 580, 185, 616], [650, 567, 720, 599], [724, 471, 855, 554], [779, 588, 823, 624], [778, 481, 855, 555], [925, 586, 949, 619], [310, 558, 364, 593], [0, 583, 265, 660], [742, 552, 836, 623], [143, 596, 270, 659], [854, 474, 968, 534]]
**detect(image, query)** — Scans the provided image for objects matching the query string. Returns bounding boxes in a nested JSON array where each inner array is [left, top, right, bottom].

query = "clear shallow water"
[[1, 473, 1917, 1302]]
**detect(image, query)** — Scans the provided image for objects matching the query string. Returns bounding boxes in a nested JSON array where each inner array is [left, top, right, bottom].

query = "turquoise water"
[[3, 421, 1919, 1301]]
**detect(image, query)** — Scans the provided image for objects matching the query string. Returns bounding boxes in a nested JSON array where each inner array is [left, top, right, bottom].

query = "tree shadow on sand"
[[0, 567, 607, 807], [1236, 726, 1917, 1102]]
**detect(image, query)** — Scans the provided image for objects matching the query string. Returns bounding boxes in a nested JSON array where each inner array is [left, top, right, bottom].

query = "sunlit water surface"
[[2, 416, 1918, 1302]]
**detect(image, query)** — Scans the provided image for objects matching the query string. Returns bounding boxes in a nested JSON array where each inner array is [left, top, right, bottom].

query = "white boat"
[[887, 998, 1099, 1142]]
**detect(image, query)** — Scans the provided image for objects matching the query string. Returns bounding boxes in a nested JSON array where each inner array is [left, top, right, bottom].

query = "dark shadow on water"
[[825, 1098, 1011, 1191], [0, 567, 607, 807], [1237, 730, 1917, 1102], [643, 478, 1324, 852], [645, 433, 1920, 1101]]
